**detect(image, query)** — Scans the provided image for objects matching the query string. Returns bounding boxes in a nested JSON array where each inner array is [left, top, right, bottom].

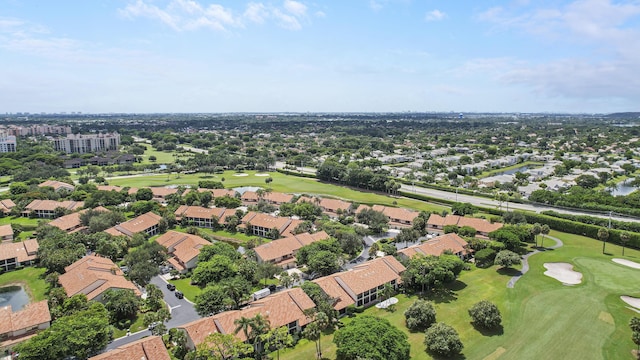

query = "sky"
[[1, 0, 640, 114]]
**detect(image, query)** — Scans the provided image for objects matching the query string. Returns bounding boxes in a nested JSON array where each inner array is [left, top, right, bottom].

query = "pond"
[[233, 186, 261, 195], [610, 178, 638, 197], [493, 165, 532, 176], [0, 285, 30, 311]]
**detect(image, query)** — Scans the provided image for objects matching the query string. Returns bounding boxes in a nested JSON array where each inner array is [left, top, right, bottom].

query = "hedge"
[[540, 210, 640, 233], [275, 168, 317, 178]]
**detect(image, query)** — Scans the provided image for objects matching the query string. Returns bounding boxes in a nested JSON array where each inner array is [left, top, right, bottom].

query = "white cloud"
[[120, 0, 313, 31], [284, 0, 307, 17], [474, 0, 640, 103], [244, 2, 268, 24], [315, 10, 326, 18], [425, 9, 446, 22]]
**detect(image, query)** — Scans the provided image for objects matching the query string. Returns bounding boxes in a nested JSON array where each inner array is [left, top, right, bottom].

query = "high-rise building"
[[52, 133, 120, 154], [0, 134, 17, 152]]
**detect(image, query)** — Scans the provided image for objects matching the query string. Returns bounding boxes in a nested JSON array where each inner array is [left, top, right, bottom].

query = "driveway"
[[105, 275, 201, 351]]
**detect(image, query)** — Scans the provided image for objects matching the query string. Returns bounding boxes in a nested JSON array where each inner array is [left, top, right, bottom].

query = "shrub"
[[474, 248, 496, 268]]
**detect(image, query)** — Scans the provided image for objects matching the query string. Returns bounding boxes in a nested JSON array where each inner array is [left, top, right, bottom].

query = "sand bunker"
[[543, 263, 582, 285], [621, 296, 640, 309], [255, 173, 270, 177], [233, 173, 249, 177], [612, 258, 640, 269]]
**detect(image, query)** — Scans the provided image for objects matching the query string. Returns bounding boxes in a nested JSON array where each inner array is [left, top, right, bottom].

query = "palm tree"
[[249, 314, 270, 359], [531, 223, 542, 247], [598, 227, 610, 254], [540, 224, 550, 248], [621, 232, 630, 256], [234, 316, 253, 344]]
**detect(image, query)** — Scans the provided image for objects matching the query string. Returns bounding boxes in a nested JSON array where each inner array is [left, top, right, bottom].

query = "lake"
[[0, 285, 30, 311], [610, 178, 638, 197]]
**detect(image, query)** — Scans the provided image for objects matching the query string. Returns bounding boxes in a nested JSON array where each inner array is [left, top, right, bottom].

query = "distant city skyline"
[[1, 0, 639, 114]]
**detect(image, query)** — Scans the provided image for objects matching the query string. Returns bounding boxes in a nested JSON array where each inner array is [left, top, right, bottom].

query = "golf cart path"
[[507, 235, 564, 288]]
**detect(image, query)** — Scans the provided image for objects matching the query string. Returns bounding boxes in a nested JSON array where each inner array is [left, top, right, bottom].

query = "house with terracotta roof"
[[38, 180, 75, 192], [356, 204, 419, 228], [254, 231, 330, 269], [156, 230, 210, 273], [89, 336, 170, 360], [104, 211, 162, 237], [397, 233, 470, 260], [0, 224, 13, 242], [427, 214, 503, 237], [96, 185, 138, 195], [58, 255, 141, 302], [22, 200, 84, 218], [200, 188, 238, 198], [179, 288, 316, 349], [174, 205, 237, 228], [262, 192, 294, 205], [0, 239, 39, 272], [318, 198, 352, 217], [48, 206, 110, 234], [313, 256, 405, 315], [240, 212, 303, 239], [150, 187, 179, 203], [0, 199, 15, 215], [0, 300, 51, 349], [241, 191, 260, 205]]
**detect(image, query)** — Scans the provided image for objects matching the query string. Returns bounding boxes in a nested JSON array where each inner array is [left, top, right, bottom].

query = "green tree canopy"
[[334, 315, 410, 360]]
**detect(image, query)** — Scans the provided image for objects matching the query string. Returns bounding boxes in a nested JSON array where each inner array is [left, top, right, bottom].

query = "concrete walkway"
[[507, 235, 564, 289]]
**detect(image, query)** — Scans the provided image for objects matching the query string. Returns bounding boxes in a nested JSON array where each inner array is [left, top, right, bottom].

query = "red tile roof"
[[313, 256, 405, 310], [38, 180, 75, 192], [105, 211, 162, 237], [48, 207, 110, 233], [180, 288, 315, 346], [24, 200, 84, 212], [397, 233, 469, 258], [0, 300, 51, 336], [254, 231, 329, 263], [0, 224, 12, 239], [156, 230, 210, 265], [0, 199, 15, 213], [58, 255, 140, 301], [89, 336, 170, 360], [0, 239, 39, 263]]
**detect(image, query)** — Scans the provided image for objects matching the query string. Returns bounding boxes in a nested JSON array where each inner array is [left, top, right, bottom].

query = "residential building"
[[426, 214, 503, 237], [38, 180, 75, 192], [156, 230, 210, 273], [254, 231, 330, 269], [58, 255, 141, 302], [0, 199, 15, 215], [89, 336, 170, 360], [150, 187, 179, 203], [240, 212, 303, 238], [0, 300, 51, 348], [0, 240, 39, 272], [104, 211, 162, 237], [262, 192, 294, 205], [174, 205, 237, 228], [0, 224, 13, 242], [313, 256, 405, 314], [51, 133, 120, 154], [179, 288, 316, 349], [22, 200, 84, 218], [96, 185, 138, 195], [48, 207, 109, 233], [397, 233, 470, 260], [0, 134, 16, 153], [356, 205, 419, 228]]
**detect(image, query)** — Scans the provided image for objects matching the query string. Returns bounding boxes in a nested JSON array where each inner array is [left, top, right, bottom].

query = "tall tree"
[[260, 326, 293, 360], [598, 227, 610, 254], [334, 315, 410, 360]]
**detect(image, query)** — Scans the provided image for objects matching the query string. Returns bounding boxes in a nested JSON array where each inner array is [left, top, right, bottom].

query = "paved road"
[[105, 275, 200, 351]]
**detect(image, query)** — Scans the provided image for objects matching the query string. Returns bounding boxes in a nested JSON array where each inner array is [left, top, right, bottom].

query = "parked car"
[[166, 283, 176, 291], [175, 290, 184, 299], [268, 284, 277, 292]]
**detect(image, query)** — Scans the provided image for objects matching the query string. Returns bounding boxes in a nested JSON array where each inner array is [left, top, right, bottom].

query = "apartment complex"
[[0, 133, 16, 153], [52, 133, 120, 154]]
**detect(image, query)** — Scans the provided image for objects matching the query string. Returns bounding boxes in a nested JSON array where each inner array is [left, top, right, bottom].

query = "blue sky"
[[1, 0, 640, 114]]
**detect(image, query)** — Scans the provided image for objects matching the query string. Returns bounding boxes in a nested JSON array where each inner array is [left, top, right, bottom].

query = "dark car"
[[268, 284, 277, 292], [175, 290, 184, 299], [166, 283, 176, 291]]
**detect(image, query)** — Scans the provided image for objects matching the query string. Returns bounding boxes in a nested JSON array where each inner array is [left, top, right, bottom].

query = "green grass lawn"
[[0, 267, 48, 302], [135, 143, 193, 165], [169, 277, 202, 302], [0, 216, 43, 227], [112, 313, 148, 338], [279, 232, 640, 360], [108, 170, 447, 213]]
